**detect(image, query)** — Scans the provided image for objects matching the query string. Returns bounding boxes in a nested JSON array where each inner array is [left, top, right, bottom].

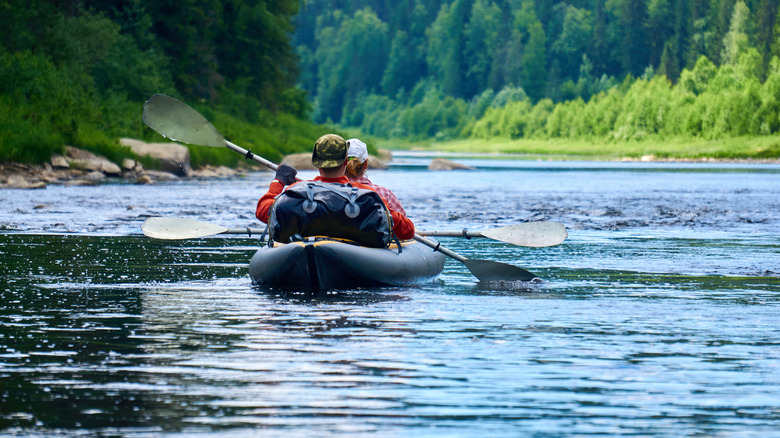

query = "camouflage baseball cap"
[[311, 134, 347, 168]]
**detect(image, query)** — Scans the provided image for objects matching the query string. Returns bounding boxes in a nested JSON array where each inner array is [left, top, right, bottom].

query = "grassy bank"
[[377, 135, 780, 161]]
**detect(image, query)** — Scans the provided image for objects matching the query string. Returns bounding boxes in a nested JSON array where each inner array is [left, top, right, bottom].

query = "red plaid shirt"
[[348, 176, 407, 216]]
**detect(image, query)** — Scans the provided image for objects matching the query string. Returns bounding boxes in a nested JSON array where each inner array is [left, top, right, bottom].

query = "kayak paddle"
[[142, 94, 540, 283], [142, 217, 261, 240], [418, 221, 566, 247]]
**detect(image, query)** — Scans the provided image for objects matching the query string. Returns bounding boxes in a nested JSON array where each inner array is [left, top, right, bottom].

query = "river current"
[[1, 155, 779, 437]]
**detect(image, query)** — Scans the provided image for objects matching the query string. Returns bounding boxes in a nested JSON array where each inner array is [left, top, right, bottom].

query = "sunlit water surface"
[[2, 157, 779, 437]]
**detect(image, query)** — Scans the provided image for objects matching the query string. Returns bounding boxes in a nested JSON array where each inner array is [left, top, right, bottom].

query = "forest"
[[2, 0, 780, 165], [295, 0, 780, 154], [0, 0, 320, 166]]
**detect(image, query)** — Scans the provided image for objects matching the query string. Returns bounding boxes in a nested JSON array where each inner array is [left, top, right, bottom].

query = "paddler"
[[255, 134, 415, 240], [344, 138, 408, 217]]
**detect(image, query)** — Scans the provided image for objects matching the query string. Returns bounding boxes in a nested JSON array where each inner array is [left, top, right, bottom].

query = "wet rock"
[[51, 155, 69, 169], [135, 175, 154, 185], [281, 153, 315, 170], [2, 176, 46, 189], [121, 138, 190, 176], [64, 146, 122, 175], [64, 179, 99, 186], [377, 149, 393, 161], [84, 171, 106, 181], [367, 155, 388, 170], [190, 165, 242, 178], [122, 158, 138, 171], [141, 170, 179, 181], [428, 158, 474, 171]]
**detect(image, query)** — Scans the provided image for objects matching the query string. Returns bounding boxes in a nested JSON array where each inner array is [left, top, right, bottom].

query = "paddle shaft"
[[417, 230, 484, 239], [413, 234, 467, 262], [225, 140, 280, 171]]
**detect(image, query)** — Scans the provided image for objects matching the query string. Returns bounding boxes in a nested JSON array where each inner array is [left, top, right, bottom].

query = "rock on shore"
[[120, 138, 190, 176], [1, 139, 247, 189], [428, 158, 474, 171]]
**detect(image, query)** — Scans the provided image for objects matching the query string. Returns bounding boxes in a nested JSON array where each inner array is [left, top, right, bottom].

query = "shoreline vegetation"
[[4, 1, 780, 187], [381, 135, 780, 162], [4, 134, 779, 190]]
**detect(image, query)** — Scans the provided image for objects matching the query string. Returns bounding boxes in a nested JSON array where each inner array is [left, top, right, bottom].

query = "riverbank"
[[0, 141, 257, 189], [378, 135, 780, 162], [5, 135, 780, 189]]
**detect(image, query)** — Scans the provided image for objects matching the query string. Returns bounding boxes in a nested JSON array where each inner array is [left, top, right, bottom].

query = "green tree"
[[515, 0, 547, 100], [551, 4, 593, 82], [427, 0, 474, 98], [771, 6, 780, 59], [659, 38, 682, 81], [721, 0, 753, 64], [312, 8, 389, 122], [589, 0, 609, 76], [621, 0, 650, 75], [464, 0, 501, 95], [755, 0, 779, 75], [647, 0, 674, 67], [217, 0, 301, 113]]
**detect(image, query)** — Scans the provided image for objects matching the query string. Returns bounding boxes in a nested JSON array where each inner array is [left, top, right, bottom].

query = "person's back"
[[255, 134, 414, 241], [344, 138, 407, 217]]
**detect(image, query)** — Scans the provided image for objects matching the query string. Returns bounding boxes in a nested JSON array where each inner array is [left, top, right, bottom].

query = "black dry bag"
[[268, 181, 393, 248]]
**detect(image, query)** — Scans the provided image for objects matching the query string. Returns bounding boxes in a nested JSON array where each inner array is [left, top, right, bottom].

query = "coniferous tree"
[[589, 0, 609, 77], [659, 37, 682, 81], [756, 0, 778, 74], [464, 0, 501, 95], [647, 0, 674, 67], [515, 0, 548, 100], [770, 5, 780, 59], [426, 0, 474, 98], [722, 0, 753, 64], [621, 0, 650, 76]]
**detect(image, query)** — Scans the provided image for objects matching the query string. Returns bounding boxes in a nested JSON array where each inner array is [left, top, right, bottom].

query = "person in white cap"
[[345, 138, 407, 217]]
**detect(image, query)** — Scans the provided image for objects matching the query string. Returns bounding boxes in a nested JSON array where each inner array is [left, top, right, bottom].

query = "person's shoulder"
[[352, 181, 376, 191]]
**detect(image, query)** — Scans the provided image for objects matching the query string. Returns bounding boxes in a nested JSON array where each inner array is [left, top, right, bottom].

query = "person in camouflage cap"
[[311, 134, 348, 168]]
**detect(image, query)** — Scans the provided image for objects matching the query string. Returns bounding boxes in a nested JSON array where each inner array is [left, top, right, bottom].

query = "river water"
[[1, 155, 779, 437]]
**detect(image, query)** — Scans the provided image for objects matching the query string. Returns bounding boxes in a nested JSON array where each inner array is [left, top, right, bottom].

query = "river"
[[1, 155, 779, 437]]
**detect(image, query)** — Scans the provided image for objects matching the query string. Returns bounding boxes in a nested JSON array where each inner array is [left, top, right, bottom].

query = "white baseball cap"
[[346, 138, 368, 162]]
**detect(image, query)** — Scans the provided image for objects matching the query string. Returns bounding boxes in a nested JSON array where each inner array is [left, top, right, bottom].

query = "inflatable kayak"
[[249, 237, 445, 290]]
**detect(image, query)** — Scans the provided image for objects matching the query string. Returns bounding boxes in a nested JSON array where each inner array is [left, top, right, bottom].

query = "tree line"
[[0, 0, 315, 165], [295, 0, 780, 147], [3, 0, 780, 166]]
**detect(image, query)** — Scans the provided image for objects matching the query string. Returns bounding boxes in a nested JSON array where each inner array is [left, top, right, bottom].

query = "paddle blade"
[[481, 221, 567, 247], [463, 259, 537, 282], [142, 217, 228, 240], [143, 94, 226, 148]]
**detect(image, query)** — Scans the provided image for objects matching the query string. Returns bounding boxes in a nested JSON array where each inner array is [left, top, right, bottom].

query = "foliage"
[[294, 0, 780, 158], [0, 0, 314, 166], [459, 47, 780, 148]]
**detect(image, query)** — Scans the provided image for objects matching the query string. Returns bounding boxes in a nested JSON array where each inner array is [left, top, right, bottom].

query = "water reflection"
[[2, 162, 780, 436]]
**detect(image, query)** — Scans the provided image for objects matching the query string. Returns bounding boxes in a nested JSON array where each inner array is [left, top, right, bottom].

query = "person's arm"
[[390, 211, 415, 240], [255, 180, 285, 223], [375, 186, 407, 216], [355, 182, 414, 239], [256, 164, 297, 223]]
